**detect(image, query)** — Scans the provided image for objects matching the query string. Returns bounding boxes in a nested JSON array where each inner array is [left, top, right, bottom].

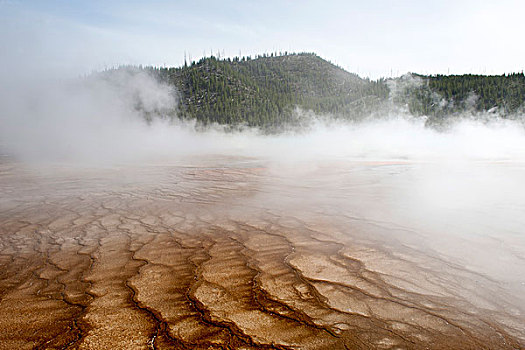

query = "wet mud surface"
[[0, 158, 524, 349]]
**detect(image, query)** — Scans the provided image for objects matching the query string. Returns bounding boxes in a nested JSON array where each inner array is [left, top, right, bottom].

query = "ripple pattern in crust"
[[0, 161, 523, 349]]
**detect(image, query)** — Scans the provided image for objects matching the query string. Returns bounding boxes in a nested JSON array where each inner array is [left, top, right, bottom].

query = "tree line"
[[101, 53, 525, 129]]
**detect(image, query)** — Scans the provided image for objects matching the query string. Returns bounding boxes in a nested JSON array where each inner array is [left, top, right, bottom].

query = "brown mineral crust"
[[0, 161, 523, 350]]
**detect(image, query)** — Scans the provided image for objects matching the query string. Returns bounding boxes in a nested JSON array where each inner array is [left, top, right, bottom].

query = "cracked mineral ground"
[[1, 156, 524, 349]]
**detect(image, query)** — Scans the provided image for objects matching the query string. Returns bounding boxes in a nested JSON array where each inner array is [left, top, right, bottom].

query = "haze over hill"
[[2, 52, 525, 164], [97, 53, 388, 129], [94, 52, 525, 130]]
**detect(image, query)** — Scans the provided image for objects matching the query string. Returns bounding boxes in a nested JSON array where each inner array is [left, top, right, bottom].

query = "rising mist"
[[1, 68, 525, 165]]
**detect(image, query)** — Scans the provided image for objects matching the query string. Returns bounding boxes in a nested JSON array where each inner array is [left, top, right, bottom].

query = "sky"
[[1, 0, 525, 79]]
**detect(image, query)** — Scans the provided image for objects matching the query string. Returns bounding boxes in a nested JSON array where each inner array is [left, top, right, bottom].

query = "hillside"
[[395, 73, 525, 125], [99, 53, 525, 129], [146, 53, 388, 128]]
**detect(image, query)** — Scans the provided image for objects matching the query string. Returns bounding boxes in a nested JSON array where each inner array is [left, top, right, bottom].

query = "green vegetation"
[[145, 52, 388, 128], [102, 53, 525, 129], [397, 73, 525, 124]]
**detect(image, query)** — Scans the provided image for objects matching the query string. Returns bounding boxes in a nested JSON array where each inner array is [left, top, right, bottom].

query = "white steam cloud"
[[0, 70, 178, 162], [1, 70, 525, 164]]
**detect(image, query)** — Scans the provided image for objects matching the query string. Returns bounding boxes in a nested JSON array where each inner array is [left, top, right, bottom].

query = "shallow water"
[[0, 157, 524, 349]]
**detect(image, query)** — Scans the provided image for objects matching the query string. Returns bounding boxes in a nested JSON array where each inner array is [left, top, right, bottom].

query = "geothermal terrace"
[[0, 157, 524, 349]]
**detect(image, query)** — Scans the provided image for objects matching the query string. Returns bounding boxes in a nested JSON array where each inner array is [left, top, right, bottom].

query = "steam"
[[253, 117, 525, 161], [0, 69, 178, 162], [1, 68, 525, 165]]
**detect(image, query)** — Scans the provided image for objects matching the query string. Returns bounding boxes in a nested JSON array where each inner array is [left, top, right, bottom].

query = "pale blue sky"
[[1, 0, 524, 79]]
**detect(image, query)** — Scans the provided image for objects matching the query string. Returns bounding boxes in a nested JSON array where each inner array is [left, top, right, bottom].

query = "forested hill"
[[134, 53, 388, 128], [98, 53, 525, 129], [396, 73, 525, 125]]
